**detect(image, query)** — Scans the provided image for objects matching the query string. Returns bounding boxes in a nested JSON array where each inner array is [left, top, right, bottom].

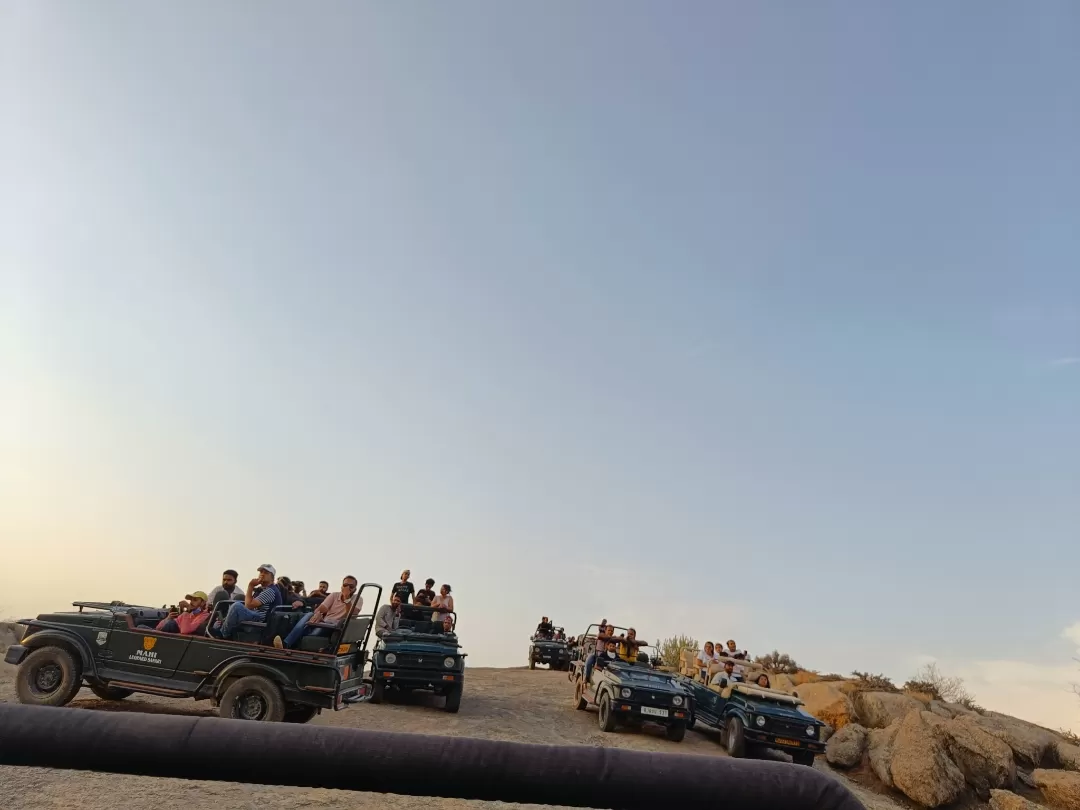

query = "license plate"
[[641, 706, 669, 718], [774, 738, 800, 747]]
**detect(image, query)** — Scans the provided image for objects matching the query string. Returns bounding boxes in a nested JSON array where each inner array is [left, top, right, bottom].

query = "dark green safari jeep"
[[369, 605, 465, 712], [529, 626, 569, 671], [4, 584, 382, 723], [680, 672, 827, 765], [569, 623, 693, 742]]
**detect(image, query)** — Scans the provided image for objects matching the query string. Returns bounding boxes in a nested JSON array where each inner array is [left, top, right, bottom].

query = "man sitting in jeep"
[[274, 576, 362, 649], [439, 614, 455, 635], [211, 564, 283, 640], [155, 591, 211, 635], [375, 592, 404, 638], [616, 628, 647, 663], [710, 660, 743, 689], [593, 639, 619, 678]]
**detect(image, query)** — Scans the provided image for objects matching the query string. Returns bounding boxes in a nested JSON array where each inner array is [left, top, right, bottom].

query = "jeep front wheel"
[[725, 716, 746, 757], [666, 722, 687, 742], [574, 680, 587, 710], [369, 677, 385, 704], [444, 685, 462, 713], [90, 684, 134, 701], [792, 751, 816, 767], [16, 646, 83, 708], [220, 675, 286, 722], [598, 692, 618, 733]]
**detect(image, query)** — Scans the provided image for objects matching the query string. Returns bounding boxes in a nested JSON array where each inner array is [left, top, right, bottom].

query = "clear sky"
[[2, 2, 1078, 731]]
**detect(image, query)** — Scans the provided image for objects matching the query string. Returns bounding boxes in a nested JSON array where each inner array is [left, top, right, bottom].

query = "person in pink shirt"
[[273, 576, 363, 649], [156, 591, 211, 635]]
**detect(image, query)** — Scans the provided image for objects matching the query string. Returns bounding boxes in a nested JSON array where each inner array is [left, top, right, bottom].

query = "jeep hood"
[[382, 640, 461, 654], [609, 666, 685, 693]]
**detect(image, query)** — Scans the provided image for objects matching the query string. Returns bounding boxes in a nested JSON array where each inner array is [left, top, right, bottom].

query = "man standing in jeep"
[[391, 570, 415, 604]]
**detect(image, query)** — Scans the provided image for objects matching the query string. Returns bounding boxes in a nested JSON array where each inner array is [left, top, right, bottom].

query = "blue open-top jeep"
[[681, 669, 827, 765], [529, 626, 570, 671], [369, 604, 465, 712]]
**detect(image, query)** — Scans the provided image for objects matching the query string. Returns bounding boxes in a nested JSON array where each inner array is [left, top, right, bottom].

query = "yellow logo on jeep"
[[143, 636, 157, 651]]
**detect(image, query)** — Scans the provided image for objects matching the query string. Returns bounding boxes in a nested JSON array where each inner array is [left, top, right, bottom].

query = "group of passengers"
[[155, 564, 363, 651], [533, 617, 566, 641], [581, 620, 650, 684], [374, 570, 457, 639], [695, 640, 771, 689]]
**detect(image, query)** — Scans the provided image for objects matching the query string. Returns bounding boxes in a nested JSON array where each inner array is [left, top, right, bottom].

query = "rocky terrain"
[[1, 624, 1078, 810]]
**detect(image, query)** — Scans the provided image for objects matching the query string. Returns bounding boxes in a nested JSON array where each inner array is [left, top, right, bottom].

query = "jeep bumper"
[[744, 728, 826, 755], [612, 701, 688, 726], [4, 645, 28, 666], [374, 666, 463, 691]]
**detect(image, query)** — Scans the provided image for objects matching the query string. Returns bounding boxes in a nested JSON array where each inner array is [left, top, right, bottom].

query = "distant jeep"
[[529, 626, 569, 671], [569, 623, 693, 742], [4, 587, 381, 723]]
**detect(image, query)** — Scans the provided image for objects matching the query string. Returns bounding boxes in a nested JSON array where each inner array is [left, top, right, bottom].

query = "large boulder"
[[855, 690, 925, 729], [868, 721, 901, 788], [929, 701, 956, 719], [794, 681, 857, 730], [989, 789, 1048, 810], [769, 673, 796, 693], [889, 711, 967, 808], [1034, 769, 1080, 810], [827, 723, 869, 768], [924, 713, 1016, 797], [1058, 742, 1080, 772], [977, 715, 1062, 769]]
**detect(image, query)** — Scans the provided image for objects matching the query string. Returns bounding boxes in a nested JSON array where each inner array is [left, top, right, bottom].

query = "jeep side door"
[[103, 613, 192, 677]]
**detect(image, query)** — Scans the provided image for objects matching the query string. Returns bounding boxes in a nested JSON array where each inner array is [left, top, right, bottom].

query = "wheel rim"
[[32, 663, 63, 695], [235, 691, 268, 720]]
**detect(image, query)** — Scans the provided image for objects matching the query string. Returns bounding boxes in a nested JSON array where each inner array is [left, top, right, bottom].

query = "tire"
[[219, 675, 286, 722], [687, 712, 696, 731], [598, 692, 618, 733], [574, 680, 588, 711], [16, 646, 83, 708], [792, 750, 816, 767], [529, 657, 536, 671], [89, 684, 134, 701], [283, 705, 319, 724], [725, 716, 746, 757], [370, 677, 385, 705], [666, 722, 687, 742], [444, 685, 462, 713]]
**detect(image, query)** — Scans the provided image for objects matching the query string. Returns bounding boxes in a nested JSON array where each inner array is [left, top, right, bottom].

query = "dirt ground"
[[0, 661, 901, 810]]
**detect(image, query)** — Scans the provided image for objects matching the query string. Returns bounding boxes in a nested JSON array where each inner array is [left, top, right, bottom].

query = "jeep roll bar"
[[0, 704, 865, 810]]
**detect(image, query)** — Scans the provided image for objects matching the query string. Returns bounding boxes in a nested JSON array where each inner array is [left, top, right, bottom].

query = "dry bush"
[[851, 671, 900, 693], [658, 634, 698, 668], [754, 650, 802, 674], [904, 662, 974, 705], [1060, 728, 1080, 746]]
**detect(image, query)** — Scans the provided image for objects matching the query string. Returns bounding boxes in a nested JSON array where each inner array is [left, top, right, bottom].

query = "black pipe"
[[0, 704, 864, 809]]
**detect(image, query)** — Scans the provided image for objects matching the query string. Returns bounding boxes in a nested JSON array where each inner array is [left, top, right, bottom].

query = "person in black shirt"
[[594, 639, 619, 675], [536, 617, 553, 638], [391, 569, 415, 604], [415, 578, 436, 606]]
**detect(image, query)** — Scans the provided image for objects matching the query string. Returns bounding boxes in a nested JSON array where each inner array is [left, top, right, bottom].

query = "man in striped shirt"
[[211, 564, 282, 640]]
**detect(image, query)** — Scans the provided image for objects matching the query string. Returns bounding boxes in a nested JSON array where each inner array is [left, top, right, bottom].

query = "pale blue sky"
[[2, 2, 1078, 728]]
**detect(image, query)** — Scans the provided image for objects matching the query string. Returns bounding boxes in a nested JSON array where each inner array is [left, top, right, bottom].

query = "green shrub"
[[658, 634, 698, 668]]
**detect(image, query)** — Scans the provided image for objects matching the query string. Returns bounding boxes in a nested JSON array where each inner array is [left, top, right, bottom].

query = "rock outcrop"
[[924, 713, 1016, 796], [1058, 742, 1080, 772], [888, 711, 967, 808], [854, 690, 924, 729], [826, 723, 868, 768], [793, 681, 857, 730], [977, 715, 1062, 769], [868, 721, 900, 788], [989, 789, 1048, 810], [1034, 769, 1080, 810], [768, 673, 796, 693]]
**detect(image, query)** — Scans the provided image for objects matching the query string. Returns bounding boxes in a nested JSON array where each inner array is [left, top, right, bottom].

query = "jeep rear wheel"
[[220, 675, 286, 722], [16, 646, 83, 708], [725, 716, 746, 757], [283, 705, 319, 724], [90, 684, 134, 701], [598, 692, 618, 732]]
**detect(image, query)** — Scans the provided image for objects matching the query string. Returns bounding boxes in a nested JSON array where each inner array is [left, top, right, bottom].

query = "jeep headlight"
[[755, 715, 766, 728], [620, 688, 632, 698], [672, 695, 684, 707], [384, 653, 397, 665], [806, 725, 816, 738], [444, 656, 456, 668]]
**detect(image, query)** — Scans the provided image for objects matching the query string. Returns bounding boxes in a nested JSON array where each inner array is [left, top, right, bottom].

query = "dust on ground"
[[0, 661, 902, 810]]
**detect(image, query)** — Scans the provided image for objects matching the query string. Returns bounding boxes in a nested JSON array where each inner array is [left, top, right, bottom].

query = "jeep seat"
[[297, 616, 372, 653], [235, 606, 308, 646]]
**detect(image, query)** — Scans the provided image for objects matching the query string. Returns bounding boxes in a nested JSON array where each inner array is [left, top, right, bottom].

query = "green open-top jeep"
[[4, 584, 382, 723], [529, 626, 569, 671], [369, 604, 465, 712]]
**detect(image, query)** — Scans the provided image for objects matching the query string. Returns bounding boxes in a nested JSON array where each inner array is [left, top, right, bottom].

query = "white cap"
[[258, 563, 276, 577]]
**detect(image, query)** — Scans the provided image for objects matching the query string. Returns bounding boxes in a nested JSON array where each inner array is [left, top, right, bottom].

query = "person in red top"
[[156, 591, 211, 635]]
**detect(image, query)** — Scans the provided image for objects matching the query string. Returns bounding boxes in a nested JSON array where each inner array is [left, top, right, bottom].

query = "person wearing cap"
[[156, 591, 211, 635], [211, 564, 283, 640]]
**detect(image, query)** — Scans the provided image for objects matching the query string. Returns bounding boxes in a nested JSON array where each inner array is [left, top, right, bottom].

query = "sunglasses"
[[342, 582, 356, 589]]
